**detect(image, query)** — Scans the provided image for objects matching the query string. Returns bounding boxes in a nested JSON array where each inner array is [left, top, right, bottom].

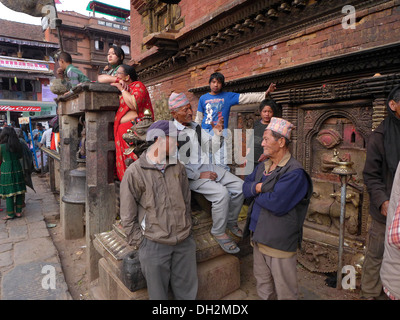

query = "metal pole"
[[336, 175, 348, 289], [331, 150, 356, 290]]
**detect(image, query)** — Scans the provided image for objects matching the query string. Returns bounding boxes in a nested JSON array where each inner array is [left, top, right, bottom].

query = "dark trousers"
[[139, 235, 198, 300]]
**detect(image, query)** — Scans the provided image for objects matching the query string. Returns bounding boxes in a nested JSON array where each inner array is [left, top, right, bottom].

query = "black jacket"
[[363, 121, 392, 224]]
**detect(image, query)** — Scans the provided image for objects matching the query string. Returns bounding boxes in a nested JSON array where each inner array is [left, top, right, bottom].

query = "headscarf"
[[384, 85, 400, 176]]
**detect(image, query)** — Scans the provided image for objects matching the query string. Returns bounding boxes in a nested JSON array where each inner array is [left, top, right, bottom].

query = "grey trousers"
[[360, 219, 386, 299], [139, 235, 198, 300], [253, 243, 298, 300], [190, 170, 244, 236]]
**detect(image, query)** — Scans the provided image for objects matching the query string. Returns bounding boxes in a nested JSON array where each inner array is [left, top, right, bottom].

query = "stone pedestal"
[[94, 254, 241, 300], [91, 207, 248, 300], [57, 83, 120, 281]]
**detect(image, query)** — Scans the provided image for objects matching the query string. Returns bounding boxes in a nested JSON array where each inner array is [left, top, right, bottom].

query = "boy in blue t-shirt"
[[196, 72, 275, 130], [195, 72, 275, 169]]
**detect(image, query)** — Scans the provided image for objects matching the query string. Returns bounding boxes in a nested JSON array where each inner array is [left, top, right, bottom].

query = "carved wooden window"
[[63, 38, 77, 54], [136, 1, 183, 37]]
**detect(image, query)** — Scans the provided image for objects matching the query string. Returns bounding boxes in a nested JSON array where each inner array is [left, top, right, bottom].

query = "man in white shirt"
[[169, 92, 244, 255], [40, 127, 53, 148], [39, 117, 57, 170]]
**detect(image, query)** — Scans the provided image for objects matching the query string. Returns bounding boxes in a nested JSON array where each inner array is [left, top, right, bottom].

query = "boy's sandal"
[[213, 236, 240, 254], [228, 225, 243, 238]]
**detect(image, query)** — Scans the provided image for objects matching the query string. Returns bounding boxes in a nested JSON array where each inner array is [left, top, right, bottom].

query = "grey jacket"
[[380, 161, 400, 299], [120, 151, 192, 247]]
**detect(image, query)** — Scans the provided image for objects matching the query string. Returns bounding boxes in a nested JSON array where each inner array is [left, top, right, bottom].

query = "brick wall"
[[131, 1, 400, 113]]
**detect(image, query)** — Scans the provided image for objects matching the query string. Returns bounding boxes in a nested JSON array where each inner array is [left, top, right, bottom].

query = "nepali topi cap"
[[266, 117, 294, 140], [146, 120, 178, 142], [168, 92, 190, 110]]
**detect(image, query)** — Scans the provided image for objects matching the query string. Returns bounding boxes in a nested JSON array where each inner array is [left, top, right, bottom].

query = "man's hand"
[[265, 83, 276, 97], [255, 183, 263, 193], [212, 116, 224, 136], [200, 171, 218, 181], [381, 200, 389, 217]]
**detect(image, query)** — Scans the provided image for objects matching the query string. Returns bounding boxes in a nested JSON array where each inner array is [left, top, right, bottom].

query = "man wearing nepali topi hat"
[[242, 117, 313, 300], [169, 92, 245, 255]]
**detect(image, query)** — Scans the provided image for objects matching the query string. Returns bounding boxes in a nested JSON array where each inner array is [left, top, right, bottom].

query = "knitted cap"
[[168, 92, 190, 110], [146, 120, 178, 142], [266, 117, 294, 140]]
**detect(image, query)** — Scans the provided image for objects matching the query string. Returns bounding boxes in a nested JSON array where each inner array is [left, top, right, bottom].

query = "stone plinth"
[[57, 82, 120, 281], [94, 254, 241, 300], [91, 208, 246, 300]]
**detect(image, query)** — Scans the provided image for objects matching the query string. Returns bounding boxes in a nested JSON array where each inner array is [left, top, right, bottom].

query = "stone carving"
[[50, 79, 69, 95], [316, 129, 342, 149], [307, 183, 360, 236], [122, 109, 154, 167], [0, 0, 53, 17], [77, 116, 86, 161]]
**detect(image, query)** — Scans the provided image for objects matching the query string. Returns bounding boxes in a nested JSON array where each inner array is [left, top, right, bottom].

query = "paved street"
[[0, 173, 71, 300], [0, 172, 362, 301]]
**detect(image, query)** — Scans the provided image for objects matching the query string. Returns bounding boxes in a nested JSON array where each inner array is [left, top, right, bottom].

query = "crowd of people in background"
[[0, 116, 59, 220]]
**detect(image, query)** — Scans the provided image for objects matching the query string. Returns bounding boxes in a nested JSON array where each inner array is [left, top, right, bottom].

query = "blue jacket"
[[243, 155, 313, 252]]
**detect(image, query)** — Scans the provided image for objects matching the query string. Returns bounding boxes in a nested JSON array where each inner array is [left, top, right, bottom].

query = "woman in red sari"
[[111, 64, 154, 181]]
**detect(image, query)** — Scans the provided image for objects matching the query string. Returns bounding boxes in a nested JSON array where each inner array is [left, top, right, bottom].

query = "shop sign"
[[0, 106, 41, 112], [0, 58, 49, 72]]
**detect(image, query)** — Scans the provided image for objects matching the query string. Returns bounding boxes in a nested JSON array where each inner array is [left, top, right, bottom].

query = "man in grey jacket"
[[120, 120, 198, 300]]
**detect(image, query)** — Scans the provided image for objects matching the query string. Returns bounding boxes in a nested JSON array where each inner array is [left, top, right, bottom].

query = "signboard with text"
[[0, 106, 41, 112], [0, 58, 49, 72]]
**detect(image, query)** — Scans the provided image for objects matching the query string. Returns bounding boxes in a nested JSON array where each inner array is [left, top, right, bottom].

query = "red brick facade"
[[129, 0, 400, 114]]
